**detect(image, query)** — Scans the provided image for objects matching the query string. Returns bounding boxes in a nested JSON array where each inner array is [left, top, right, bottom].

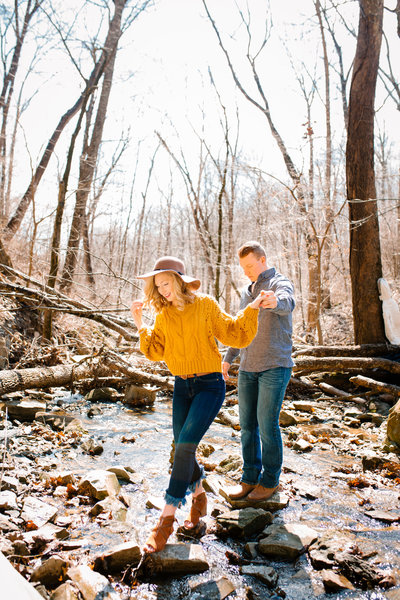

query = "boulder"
[[94, 541, 141, 574], [387, 398, 400, 446], [30, 556, 69, 589], [189, 576, 235, 599], [258, 523, 319, 559], [216, 507, 273, 537], [144, 543, 209, 574], [78, 470, 120, 501], [67, 565, 120, 600]]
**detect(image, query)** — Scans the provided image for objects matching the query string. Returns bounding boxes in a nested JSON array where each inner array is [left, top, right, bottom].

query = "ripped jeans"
[[165, 372, 225, 506]]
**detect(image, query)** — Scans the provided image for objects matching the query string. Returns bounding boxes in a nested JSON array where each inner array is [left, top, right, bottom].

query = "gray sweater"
[[224, 267, 295, 372]]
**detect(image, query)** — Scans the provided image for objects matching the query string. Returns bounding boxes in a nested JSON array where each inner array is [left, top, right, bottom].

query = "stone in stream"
[[240, 564, 279, 588], [189, 576, 235, 599], [279, 410, 299, 427], [34, 411, 77, 430], [106, 465, 135, 482], [124, 384, 159, 406], [364, 508, 400, 523], [89, 496, 127, 521], [5, 399, 47, 422], [216, 507, 273, 537], [85, 387, 120, 401], [144, 543, 209, 574], [78, 469, 120, 501], [30, 555, 69, 589], [93, 541, 141, 574], [50, 581, 80, 599], [387, 398, 400, 446], [67, 565, 120, 600], [320, 569, 355, 591], [21, 496, 58, 528], [258, 523, 319, 560], [224, 490, 290, 513]]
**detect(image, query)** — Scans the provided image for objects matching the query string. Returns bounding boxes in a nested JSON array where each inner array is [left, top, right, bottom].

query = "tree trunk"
[[346, 0, 385, 344]]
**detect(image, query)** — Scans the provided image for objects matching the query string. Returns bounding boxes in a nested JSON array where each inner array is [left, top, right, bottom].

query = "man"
[[223, 241, 295, 501]]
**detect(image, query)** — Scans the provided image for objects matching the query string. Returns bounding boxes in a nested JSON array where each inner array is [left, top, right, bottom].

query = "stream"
[[39, 388, 400, 600]]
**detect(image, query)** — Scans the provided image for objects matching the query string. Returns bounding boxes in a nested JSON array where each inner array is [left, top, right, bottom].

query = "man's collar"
[[256, 267, 275, 282]]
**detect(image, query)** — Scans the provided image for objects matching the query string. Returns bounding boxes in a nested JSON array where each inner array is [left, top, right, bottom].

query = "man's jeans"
[[165, 372, 225, 506], [238, 367, 291, 488]]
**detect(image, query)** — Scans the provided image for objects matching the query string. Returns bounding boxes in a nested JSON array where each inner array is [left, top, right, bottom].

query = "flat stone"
[[240, 564, 279, 587], [21, 496, 58, 528], [146, 543, 209, 574], [106, 466, 134, 482], [94, 541, 141, 574], [321, 569, 355, 591], [68, 565, 120, 600], [258, 523, 319, 559], [226, 491, 289, 512], [5, 399, 47, 422], [364, 509, 400, 523], [189, 576, 235, 599], [292, 401, 315, 413]]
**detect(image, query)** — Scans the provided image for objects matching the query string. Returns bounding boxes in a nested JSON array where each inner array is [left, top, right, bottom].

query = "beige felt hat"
[[136, 256, 201, 290]]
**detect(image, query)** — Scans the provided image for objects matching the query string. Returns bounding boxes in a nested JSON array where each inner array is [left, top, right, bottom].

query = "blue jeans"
[[165, 372, 225, 506], [238, 367, 291, 488]]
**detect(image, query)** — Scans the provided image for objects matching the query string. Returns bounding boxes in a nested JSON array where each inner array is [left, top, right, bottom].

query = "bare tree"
[[346, 0, 385, 343]]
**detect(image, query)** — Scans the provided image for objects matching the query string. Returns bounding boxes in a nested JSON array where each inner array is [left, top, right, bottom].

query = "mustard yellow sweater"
[[139, 294, 259, 376]]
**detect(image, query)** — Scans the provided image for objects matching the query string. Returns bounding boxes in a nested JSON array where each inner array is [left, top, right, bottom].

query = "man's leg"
[[238, 370, 262, 485], [247, 367, 291, 500]]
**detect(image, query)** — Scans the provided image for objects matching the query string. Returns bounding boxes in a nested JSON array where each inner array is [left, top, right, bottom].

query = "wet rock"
[[21, 496, 58, 528], [293, 438, 313, 452], [364, 509, 400, 523], [338, 552, 387, 589], [226, 491, 289, 513], [124, 384, 158, 406], [292, 480, 319, 500], [94, 541, 141, 574], [78, 470, 120, 501], [86, 387, 120, 402], [216, 507, 273, 537], [240, 564, 279, 587], [320, 569, 355, 591], [30, 556, 69, 589], [144, 543, 209, 574], [387, 398, 400, 446], [244, 542, 259, 559], [258, 523, 319, 559], [55, 472, 76, 486], [64, 419, 85, 433], [279, 410, 298, 427], [34, 412, 77, 430], [189, 575, 235, 599], [0, 490, 18, 510], [89, 496, 127, 521], [5, 399, 47, 422], [50, 581, 80, 599], [106, 465, 135, 482], [87, 406, 102, 418], [67, 564, 120, 599], [81, 438, 103, 455]]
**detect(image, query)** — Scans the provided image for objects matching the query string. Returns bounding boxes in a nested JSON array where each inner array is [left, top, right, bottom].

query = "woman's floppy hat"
[[137, 256, 201, 290]]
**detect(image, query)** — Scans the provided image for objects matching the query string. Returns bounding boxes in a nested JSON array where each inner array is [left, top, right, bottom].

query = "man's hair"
[[237, 241, 266, 260]]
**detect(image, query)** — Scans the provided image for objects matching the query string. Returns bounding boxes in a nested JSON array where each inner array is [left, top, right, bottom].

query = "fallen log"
[[292, 344, 400, 358], [318, 382, 368, 405], [349, 375, 400, 398], [103, 352, 174, 391], [293, 356, 400, 376]]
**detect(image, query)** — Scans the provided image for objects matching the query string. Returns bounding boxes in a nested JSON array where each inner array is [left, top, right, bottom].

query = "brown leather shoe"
[[227, 482, 257, 500], [184, 491, 207, 529], [143, 515, 175, 553], [246, 484, 279, 501]]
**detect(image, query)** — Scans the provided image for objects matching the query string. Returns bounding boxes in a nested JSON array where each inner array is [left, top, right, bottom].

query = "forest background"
[[0, 0, 399, 347]]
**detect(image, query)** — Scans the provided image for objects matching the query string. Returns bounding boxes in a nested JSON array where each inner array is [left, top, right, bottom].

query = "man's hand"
[[259, 290, 278, 309], [222, 361, 230, 381]]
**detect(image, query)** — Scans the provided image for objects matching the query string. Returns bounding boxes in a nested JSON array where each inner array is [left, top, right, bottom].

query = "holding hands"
[[250, 289, 277, 310]]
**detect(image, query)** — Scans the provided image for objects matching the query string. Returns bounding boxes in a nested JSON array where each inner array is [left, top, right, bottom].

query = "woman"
[[131, 256, 268, 553]]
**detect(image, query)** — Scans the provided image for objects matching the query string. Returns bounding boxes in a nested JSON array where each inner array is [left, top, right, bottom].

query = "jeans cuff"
[[187, 466, 205, 493], [164, 491, 186, 507]]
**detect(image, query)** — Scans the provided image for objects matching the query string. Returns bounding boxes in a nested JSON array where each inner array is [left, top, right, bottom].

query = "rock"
[[146, 495, 164, 510], [85, 388, 120, 402], [387, 398, 400, 446], [5, 399, 47, 422], [30, 556, 69, 589], [244, 542, 259, 559], [23, 523, 69, 544], [0, 513, 19, 532], [1, 474, 21, 492], [320, 569, 355, 591], [93, 541, 141, 574], [216, 507, 273, 537], [258, 523, 319, 559], [0, 490, 18, 510], [279, 410, 298, 427], [292, 401, 315, 413], [67, 565, 120, 599], [216, 455, 242, 474], [240, 564, 279, 587], [81, 438, 103, 456], [106, 466, 135, 482], [364, 509, 400, 523], [145, 543, 209, 574], [89, 497, 127, 521], [293, 438, 313, 452], [124, 384, 158, 406], [50, 581, 80, 599], [202, 474, 227, 497], [189, 576, 235, 599], [34, 412, 77, 430], [21, 496, 58, 528], [78, 470, 120, 501]]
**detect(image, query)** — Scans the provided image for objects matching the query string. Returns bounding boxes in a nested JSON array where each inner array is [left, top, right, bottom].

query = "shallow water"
[[55, 391, 400, 600]]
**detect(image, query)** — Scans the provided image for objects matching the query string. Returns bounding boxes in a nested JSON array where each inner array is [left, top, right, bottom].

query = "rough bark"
[[346, 0, 385, 343], [293, 343, 400, 357], [294, 355, 400, 375], [349, 374, 400, 397]]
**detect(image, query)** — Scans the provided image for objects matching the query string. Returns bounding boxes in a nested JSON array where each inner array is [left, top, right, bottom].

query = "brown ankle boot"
[[184, 492, 207, 528], [144, 515, 175, 553]]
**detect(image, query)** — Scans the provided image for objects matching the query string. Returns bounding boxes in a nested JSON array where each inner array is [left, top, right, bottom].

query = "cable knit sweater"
[[139, 294, 259, 376]]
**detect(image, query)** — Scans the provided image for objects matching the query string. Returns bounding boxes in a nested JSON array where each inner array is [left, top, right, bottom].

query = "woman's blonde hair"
[[143, 272, 196, 313]]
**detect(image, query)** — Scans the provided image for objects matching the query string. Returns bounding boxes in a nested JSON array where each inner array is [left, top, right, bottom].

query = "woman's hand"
[[130, 300, 144, 330], [222, 361, 230, 381], [250, 289, 277, 310]]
